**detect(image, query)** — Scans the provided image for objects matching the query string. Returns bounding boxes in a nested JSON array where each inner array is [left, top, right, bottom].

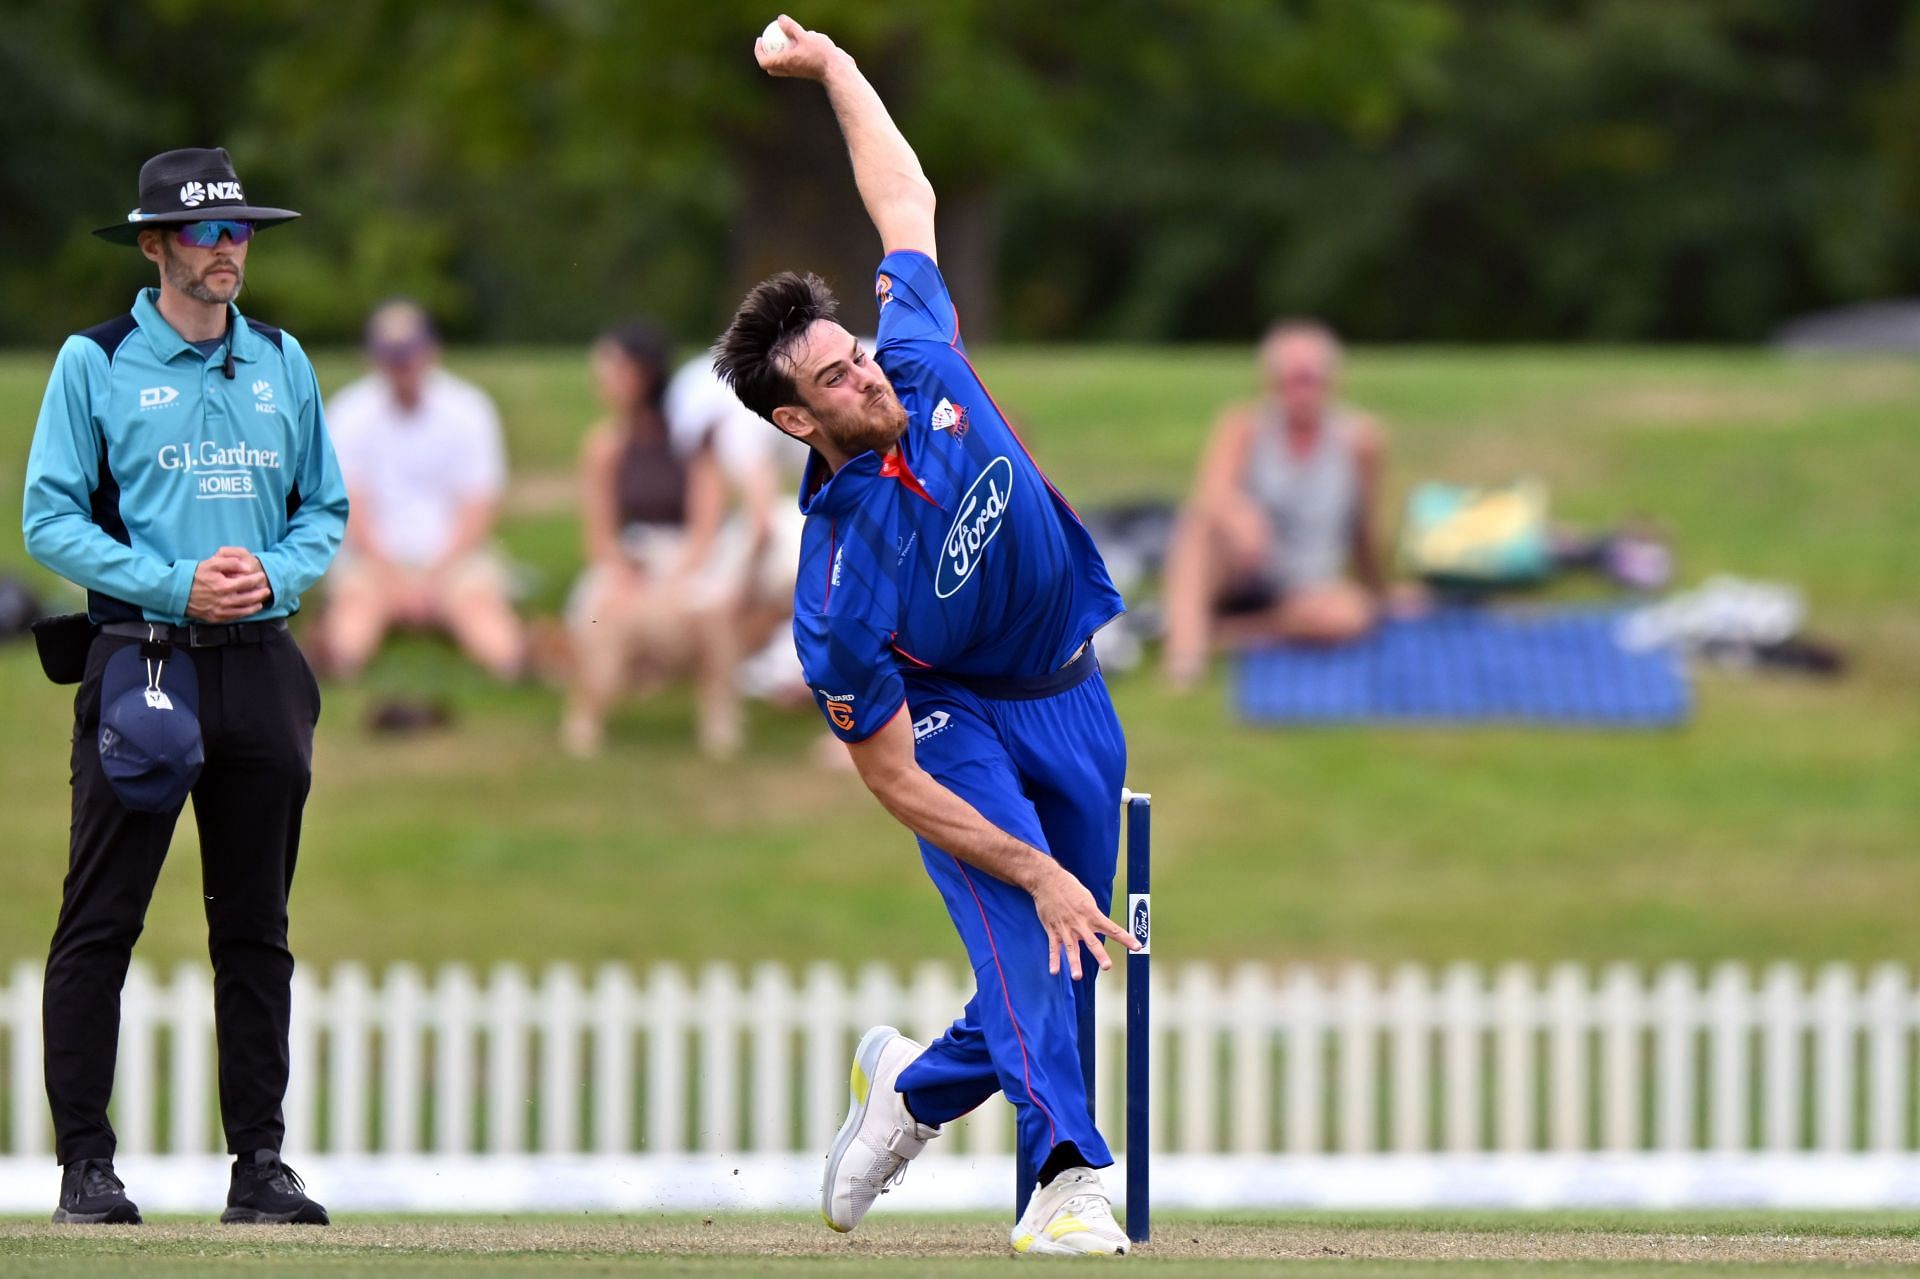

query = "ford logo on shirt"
[[936, 456, 1015, 599]]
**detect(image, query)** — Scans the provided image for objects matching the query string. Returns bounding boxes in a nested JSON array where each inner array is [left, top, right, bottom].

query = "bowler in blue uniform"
[[715, 17, 1138, 1257]]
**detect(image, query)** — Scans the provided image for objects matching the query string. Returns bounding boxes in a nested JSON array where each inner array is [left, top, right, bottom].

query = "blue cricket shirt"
[[793, 251, 1125, 742]]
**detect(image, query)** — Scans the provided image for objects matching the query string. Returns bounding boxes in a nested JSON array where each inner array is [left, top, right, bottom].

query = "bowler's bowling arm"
[[758, 16, 936, 261], [845, 709, 1138, 978], [818, 48, 937, 260]]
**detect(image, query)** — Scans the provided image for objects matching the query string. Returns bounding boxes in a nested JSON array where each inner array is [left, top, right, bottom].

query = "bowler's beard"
[[161, 240, 244, 304], [817, 388, 910, 459]]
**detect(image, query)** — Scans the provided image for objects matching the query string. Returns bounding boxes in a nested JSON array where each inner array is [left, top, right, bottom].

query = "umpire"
[[21, 148, 346, 1225]]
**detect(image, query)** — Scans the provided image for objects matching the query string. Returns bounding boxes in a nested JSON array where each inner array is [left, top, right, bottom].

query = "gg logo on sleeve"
[[820, 691, 857, 732]]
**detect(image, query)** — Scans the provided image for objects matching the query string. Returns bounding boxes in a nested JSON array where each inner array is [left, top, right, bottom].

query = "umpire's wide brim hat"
[[93, 147, 299, 245]]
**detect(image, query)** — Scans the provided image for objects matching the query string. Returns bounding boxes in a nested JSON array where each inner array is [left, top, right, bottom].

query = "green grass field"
[[0, 346, 1915, 969], [6, 1212, 1920, 1276]]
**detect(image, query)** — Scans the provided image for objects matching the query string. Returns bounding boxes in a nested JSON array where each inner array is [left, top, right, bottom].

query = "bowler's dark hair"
[[713, 272, 839, 423]]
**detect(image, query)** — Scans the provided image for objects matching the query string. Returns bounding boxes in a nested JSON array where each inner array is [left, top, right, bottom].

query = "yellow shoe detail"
[[821, 1206, 849, 1233], [1012, 1233, 1035, 1253], [850, 1061, 870, 1106], [1046, 1214, 1091, 1241]]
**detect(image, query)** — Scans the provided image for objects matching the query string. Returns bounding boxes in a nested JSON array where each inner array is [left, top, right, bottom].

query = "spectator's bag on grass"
[[1400, 479, 1551, 588]]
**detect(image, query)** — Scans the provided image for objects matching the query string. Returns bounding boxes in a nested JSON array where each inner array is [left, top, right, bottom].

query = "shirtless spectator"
[[1162, 319, 1386, 688], [319, 300, 525, 680]]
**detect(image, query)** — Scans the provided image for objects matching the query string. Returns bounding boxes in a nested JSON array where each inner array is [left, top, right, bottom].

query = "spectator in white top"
[[664, 349, 809, 696], [317, 300, 525, 680]]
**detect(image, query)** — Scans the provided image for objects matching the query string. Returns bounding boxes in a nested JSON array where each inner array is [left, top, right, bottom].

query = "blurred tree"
[[1, 0, 1915, 346]]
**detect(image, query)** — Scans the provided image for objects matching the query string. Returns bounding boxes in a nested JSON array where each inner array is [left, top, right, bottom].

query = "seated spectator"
[[1162, 319, 1386, 688], [561, 323, 737, 758], [318, 300, 525, 681], [664, 347, 810, 699]]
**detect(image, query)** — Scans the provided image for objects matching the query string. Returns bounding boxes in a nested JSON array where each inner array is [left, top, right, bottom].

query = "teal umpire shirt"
[[22, 289, 348, 623]]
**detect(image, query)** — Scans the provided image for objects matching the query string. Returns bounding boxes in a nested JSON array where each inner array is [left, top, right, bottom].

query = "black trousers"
[[44, 628, 320, 1164]]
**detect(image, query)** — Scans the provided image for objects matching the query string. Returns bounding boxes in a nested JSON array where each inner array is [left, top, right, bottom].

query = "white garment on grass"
[[665, 350, 809, 482], [563, 508, 804, 636], [662, 351, 810, 700], [326, 367, 507, 568]]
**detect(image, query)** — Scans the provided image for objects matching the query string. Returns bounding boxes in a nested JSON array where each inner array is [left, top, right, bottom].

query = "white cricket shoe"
[[1011, 1166, 1131, 1256], [820, 1026, 941, 1232]]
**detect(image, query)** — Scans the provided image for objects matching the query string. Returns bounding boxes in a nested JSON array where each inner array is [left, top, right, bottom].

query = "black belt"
[[99, 619, 288, 648], [910, 641, 1098, 701]]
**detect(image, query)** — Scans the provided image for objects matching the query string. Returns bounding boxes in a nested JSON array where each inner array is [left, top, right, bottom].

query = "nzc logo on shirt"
[[935, 456, 1014, 599]]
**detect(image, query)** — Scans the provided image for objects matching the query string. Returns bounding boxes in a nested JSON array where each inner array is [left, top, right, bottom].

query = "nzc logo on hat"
[[94, 147, 299, 246], [97, 643, 204, 812]]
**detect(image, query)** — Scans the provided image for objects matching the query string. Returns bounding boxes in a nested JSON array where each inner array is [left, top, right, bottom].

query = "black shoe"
[[221, 1150, 329, 1225], [52, 1158, 142, 1224]]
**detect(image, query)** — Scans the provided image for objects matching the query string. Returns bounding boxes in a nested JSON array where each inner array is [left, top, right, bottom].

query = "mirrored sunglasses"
[[174, 220, 254, 248]]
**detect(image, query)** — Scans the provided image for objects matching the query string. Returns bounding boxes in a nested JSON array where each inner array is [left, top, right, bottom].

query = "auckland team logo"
[[935, 456, 1014, 599], [930, 397, 970, 440]]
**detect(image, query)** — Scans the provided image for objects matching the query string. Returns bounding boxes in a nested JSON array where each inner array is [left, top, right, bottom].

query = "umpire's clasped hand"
[[187, 546, 271, 622]]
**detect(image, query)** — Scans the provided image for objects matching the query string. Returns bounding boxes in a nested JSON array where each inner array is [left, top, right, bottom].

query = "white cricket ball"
[[760, 20, 791, 54]]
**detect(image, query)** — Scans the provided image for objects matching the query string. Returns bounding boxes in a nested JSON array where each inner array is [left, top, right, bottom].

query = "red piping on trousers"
[[954, 858, 1059, 1153]]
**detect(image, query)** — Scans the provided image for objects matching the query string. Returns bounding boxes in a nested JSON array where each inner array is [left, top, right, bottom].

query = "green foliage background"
[[3, 0, 1917, 346]]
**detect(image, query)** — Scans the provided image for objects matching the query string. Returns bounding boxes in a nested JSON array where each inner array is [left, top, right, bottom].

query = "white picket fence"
[[8, 959, 1920, 1211]]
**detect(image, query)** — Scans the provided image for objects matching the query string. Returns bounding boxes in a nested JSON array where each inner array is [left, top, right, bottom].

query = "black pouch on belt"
[[30, 613, 98, 685]]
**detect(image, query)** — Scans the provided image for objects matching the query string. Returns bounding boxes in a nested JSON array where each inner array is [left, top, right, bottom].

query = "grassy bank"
[[0, 346, 1914, 967]]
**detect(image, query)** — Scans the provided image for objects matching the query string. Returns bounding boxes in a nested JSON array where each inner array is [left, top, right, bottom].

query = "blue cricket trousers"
[[892, 656, 1126, 1169]]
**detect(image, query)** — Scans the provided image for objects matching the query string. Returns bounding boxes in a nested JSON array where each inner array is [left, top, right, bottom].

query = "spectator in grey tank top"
[[1162, 319, 1389, 689]]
